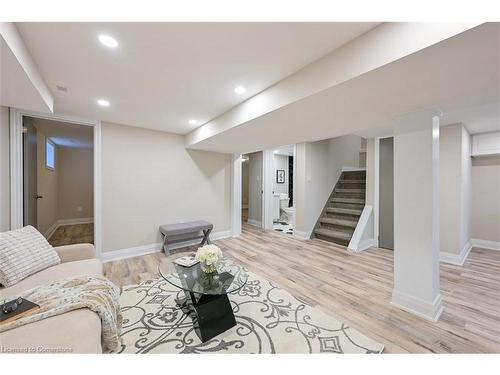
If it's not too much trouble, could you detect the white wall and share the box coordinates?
[439,124,471,260]
[247,151,262,225]
[0,106,9,231]
[328,134,362,181]
[273,154,289,196]
[57,147,93,220]
[101,122,231,252]
[460,126,472,249]
[295,135,363,236]
[471,155,500,243]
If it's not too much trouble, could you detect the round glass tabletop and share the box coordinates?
[158,253,248,296]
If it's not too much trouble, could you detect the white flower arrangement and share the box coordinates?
[195,244,223,266]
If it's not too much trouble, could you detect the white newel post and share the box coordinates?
[391,116,443,321]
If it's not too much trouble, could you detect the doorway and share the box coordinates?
[271,145,295,235]
[22,115,95,246]
[242,151,263,227]
[378,137,394,250]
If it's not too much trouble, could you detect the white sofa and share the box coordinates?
[0,243,104,353]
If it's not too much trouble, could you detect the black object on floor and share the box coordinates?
[177,291,236,343]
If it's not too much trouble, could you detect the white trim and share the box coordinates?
[440,240,472,265]
[262,150,274,230]
[391,289,444,322]
[101,230,232,263]
[58,217,94,226]
[101,242,162,263]
[9,109,102,258]
[247,219,262,227]
[471,238,500,251]
[347,205,373,252]
[292,144,297,229]
[44,217,94,239]
[230,153,242,237]
[10,108,23,229]
[293,229,312,240]
[373,137,380,247]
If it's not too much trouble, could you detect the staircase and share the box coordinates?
[313,170,366,246]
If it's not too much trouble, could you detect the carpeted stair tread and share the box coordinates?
[331,197,365,204]
[326,207,363,215]
[340,179,366,184]
[314,228,353,241]
[319,217,358,228]
[335,188,365,193]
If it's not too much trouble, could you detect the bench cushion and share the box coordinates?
[159,220,213,236]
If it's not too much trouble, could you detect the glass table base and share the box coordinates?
[176,291,236,343]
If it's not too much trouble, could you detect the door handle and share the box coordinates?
[33,195,43,199]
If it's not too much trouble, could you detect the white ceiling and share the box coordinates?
[188,23,500,154]
[16,22,378,135]
[30,117,94,149]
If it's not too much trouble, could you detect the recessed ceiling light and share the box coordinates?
[188,119,198,125]
[98,34,118,49]
[234,86,246,95]
[97,99,110,107]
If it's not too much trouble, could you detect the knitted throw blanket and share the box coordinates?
[0,276,122,352]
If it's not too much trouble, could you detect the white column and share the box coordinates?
[230,153,242,237]
[293,142,308,238]
[391,116,443,321]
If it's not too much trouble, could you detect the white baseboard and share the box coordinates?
[471,238,500,251]
[391,289,443,322]
[440,238,500,265]
[101,242,162,263]
[44,217,94,239]
[440,239,472,266]
[58,217,94,226]
[101,230,232,263]
[294,230,312,240]
[247,219,262,227]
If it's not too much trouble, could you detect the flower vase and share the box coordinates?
[200,260,217,274]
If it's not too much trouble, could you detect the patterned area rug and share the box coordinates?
[118,271,384,353]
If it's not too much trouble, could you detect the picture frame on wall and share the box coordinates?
[276,169,285,184]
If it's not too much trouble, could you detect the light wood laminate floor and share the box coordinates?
[104,223,500,353]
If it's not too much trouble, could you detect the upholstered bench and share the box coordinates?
[159,220,213,254]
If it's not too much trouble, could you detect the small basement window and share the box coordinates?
[46,138,55,170]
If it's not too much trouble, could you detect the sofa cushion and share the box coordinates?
[0,258,103,300]
[0,226,60,287]
[0,308,102,353]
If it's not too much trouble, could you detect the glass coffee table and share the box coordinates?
[158,253,248,342]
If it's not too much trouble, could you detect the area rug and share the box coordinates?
[117,271,384,354]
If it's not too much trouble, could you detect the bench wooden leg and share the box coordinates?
[162,235,170,255]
